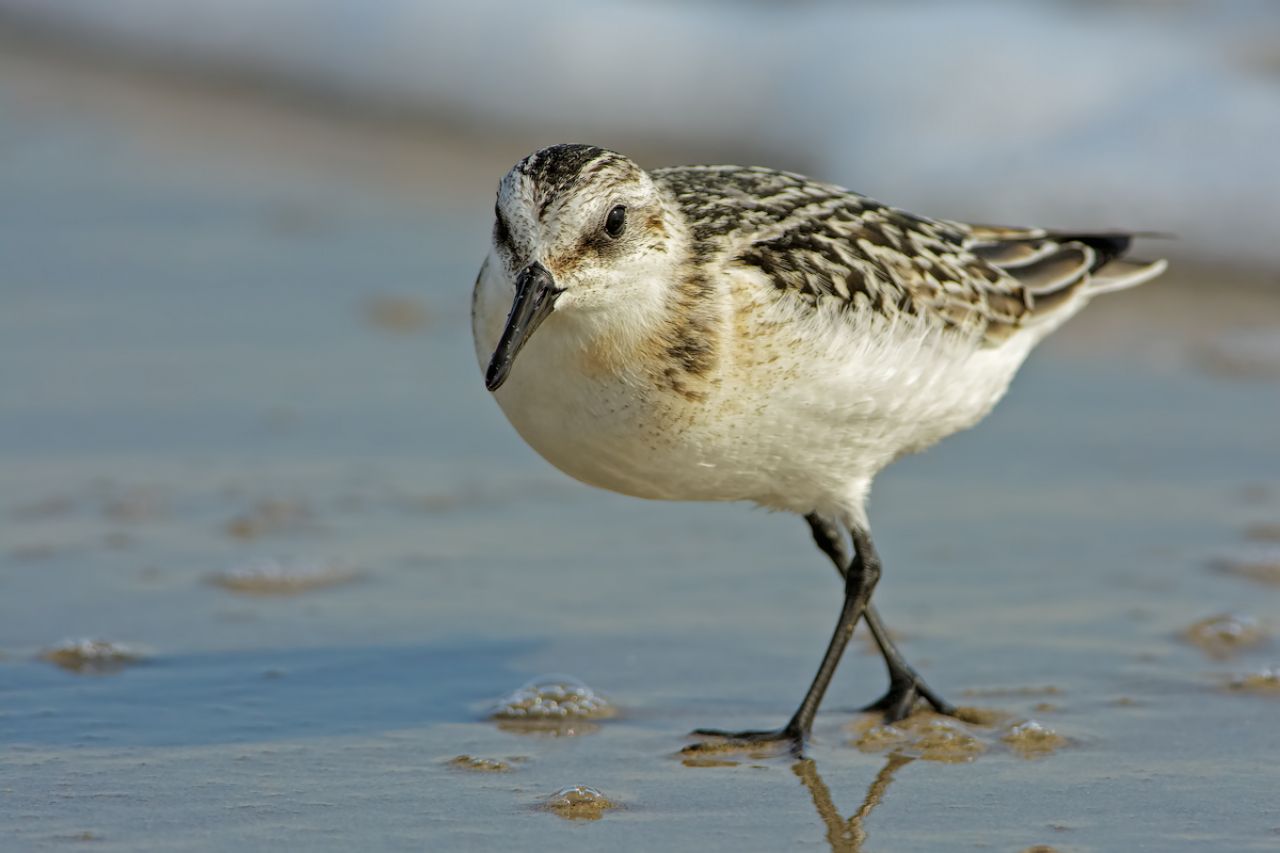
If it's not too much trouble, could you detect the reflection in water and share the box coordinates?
[793,753,914,852]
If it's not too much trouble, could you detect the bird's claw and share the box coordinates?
[684,725,805,756]
[861,677,956,723]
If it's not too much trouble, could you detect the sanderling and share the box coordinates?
[471,143,1166,749]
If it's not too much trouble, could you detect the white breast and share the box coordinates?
[472,255,695,500]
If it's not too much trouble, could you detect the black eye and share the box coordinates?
[604,205,626,238]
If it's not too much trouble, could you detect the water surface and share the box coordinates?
[2,47,1279,852]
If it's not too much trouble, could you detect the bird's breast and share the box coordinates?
[473,263,715,499]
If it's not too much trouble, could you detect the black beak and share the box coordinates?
[485,262,561,392]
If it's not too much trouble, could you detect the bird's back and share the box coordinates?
[654,165,1164,347]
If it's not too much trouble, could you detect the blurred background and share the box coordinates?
[2,2,1278,850]
[4,0,1280,262]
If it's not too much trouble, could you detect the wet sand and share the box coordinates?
[2,46,1279,851]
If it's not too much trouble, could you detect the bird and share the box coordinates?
[471,143,1166,750]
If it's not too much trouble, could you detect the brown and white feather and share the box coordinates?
[655,165,1164,346]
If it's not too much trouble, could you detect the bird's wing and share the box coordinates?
[656,166,1164,346]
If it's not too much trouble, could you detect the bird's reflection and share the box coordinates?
[793,752,914,852]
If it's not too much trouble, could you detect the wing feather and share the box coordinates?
[654,166,1165,346]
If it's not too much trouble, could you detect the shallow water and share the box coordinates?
[2,52,1279,852]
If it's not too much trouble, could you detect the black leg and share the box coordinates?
[690,520,881,752]
[806,513,850,577]
[805,513,956,723]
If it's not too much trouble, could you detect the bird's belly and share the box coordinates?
[485,345,1007,512]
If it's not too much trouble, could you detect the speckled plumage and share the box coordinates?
[469,143,1167,741]
[658,163,1144,345]
[472,144,1165,527]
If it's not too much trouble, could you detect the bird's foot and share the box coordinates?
[684,724,805,756]
[861,675,956,724]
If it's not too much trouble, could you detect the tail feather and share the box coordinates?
[958,222,1168,343]
[1047,231,1132,270]
[1087,257,1168,294]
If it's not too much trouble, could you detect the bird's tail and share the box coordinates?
[968,224,1168,304]
[1085,255,1168,294]
[1046,230,1169,294]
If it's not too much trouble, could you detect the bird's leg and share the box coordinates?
[690,522,880,752]
[858,606,956,720]
[805,513,956,723]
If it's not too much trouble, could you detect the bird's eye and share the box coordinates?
[604,205,626,238]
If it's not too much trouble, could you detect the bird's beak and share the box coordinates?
[485,262,561,392]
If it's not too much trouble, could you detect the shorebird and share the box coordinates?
[472,143,1166,748]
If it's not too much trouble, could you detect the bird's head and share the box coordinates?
[484,144,671,392]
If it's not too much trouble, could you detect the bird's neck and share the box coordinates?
[554,245,724,402]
